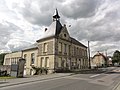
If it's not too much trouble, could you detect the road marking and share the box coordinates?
[65,77,91,81]
[90,74,100,78]
[112,81,120,90]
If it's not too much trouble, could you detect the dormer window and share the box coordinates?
[31,53,35,65]
[45,28,47,32]
[64,34,66,37]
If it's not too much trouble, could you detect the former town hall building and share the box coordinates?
[4,9,89,75]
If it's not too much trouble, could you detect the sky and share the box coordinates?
[0,0,120,56]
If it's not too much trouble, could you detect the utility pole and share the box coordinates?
[105,49,108,67]
[88,41,91,69]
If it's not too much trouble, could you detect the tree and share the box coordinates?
[112,50,120,64]
[0,53,7,65]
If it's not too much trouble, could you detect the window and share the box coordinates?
[24,54,27,59]
[41,57,44,67]
[43,43,48,52]
[14,58,16,64]
[64,34,66,37]
[11,58,13,64]
[64,44,67,54]
[74,46,76,56]
[45,57,49,67]
[31,53,35,64]
[64,58,67,67]
[61,60,65,68]
[58,57,62,67]
[58,42,62,52]
[82,49,84,56]
[80,48,82,56]
[76,59,77,66]
[24,54,27,65]
[69,45,71,55]
[77,47,79,55]
[72,46,74,56]
[5,58,7,65]
[85,50,87,56]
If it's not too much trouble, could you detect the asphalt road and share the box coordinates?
[1,67,120,90]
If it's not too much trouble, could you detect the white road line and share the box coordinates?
[112,81,120,90]
[90,74,100,78]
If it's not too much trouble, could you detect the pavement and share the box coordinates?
[0,67,120,90]
[0,73,109,90]
[0,73,73,88]
[0,68,105,89]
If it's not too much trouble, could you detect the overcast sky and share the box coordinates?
[0,0,120,56]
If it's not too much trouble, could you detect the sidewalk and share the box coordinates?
[0,73,73,88]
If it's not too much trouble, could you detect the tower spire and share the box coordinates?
[53,9,60,21]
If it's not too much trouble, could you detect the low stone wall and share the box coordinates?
[0,65,11,75]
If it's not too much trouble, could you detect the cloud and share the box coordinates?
[11,0,72,26]
[0,0,43,53]
[61,0,100,19]
[13,0,60,26]
[0,0,120,56]
[0,21,31,52]
[6,39,31,51]
[67,0,120,56]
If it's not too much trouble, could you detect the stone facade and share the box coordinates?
[22,48,38,75]
[4,52,22,65]
[4,10,88,75]
[91,52,107,68]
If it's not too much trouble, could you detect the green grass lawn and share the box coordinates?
[0,76,16,79]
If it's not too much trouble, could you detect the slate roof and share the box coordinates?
[37,9,87,48]
[37,20,62,42]
[71,37,87,48]
[22,43,38,51]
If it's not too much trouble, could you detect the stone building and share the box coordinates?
[4,9,88,75]
[91,52,108,68]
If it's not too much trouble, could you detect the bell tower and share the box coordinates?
[53,9,60,21]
